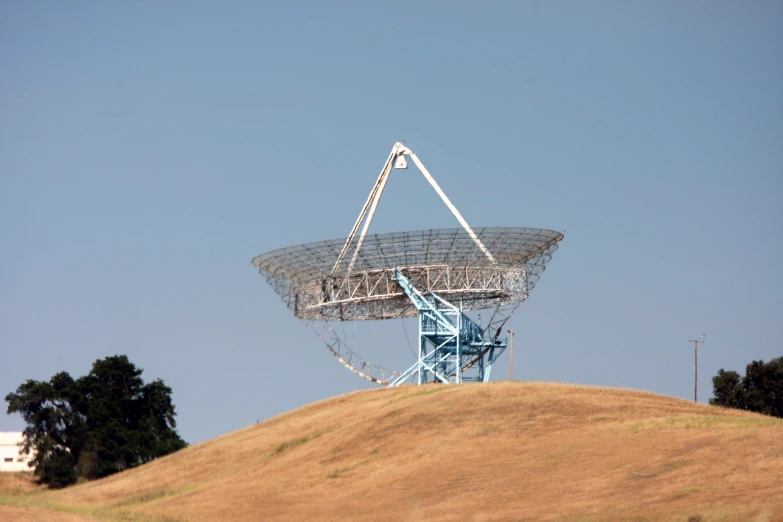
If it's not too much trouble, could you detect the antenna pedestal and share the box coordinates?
[388,269,507,387]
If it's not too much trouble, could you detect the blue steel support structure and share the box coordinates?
[388,269,507,387]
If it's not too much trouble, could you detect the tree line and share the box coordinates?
[710,357,782,418]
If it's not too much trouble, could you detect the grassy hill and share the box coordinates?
[2,382,782,521]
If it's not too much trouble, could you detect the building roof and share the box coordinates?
[0,432,24,446]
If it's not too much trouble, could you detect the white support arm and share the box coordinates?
[331,143,402,276]
[404,149,496,264]
[333,142,495,277]
[346,154,393,273]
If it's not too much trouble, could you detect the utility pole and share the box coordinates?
[688,335,706,402]
[508,330,515,381]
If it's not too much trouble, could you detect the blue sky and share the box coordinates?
[2,2,781,443]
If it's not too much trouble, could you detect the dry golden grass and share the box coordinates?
[0,472,41,496]
[0,472,92,521]
[2,382,782,521]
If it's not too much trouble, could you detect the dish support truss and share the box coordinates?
[387,269,507,387]
[305,289,523,386]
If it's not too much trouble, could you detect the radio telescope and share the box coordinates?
[252,142,563,386]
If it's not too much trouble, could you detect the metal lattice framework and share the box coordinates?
[252,142,564,386]
[253,227,562,322]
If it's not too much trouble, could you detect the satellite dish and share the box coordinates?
[253,142,564,386]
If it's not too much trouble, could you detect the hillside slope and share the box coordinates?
[4,382,783,521]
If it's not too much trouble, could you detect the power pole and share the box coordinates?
[508,330,515,381]
[688,335,706,402]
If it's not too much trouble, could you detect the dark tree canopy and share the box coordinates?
[5,355,186,488]
[710,357,783,418]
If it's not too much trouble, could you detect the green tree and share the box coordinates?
[5,355,186,488]
[710,369,744,408]
[709,357,783,418]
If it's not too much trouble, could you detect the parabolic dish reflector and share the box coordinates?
[252,142,565,386]
[253,227,563,322]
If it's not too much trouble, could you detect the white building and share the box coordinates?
[0,432,34,472]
